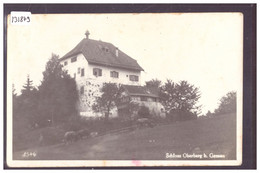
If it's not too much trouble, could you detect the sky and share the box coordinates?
[7,13,243,114]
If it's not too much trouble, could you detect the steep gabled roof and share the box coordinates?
[60,38,144,71]
[122,85,159,98]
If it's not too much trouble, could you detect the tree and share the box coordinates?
[37,53,79,126]
[205,110,213,117]
[117,100,139,120]
[214,91,236,115]
[159,80,201,120]
[12,84,17,98]
[13,77,39,130]
[159,79,177,114]
[21,75,34,96]
[92,83,124,120]
[12,84,19,119]
[175,80,201,114]
[138,105,150,118]
[145,79,162,89]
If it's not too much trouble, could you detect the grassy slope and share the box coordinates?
[13,113,236,160]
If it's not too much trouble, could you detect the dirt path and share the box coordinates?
[82,134,119,159]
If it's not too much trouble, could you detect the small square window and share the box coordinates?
[110,71,119,78]
[93,68,102,77]
[71,56,77,63]
[81,68,85,77]
[129,75,139,82]
[64,61,68,66]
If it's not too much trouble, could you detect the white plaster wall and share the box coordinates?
[86,64,141,86]
[61,53,141,86]
[60,53,145,118]
[130,100,166,118]
[141,101,166,117]
[60,53,89,84]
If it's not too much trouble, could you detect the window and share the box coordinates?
[64,61,68,66]
[101,47,109,52]
[110,71,119,78]
[71,56,77,63]
[80,86,84,95]
[81,68,85,77]
[129,75,139,82]
[74,73,76,79]
[77,67,81,74]
[93,68,102,77]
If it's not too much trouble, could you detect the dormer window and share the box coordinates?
[71,56,77,63]
[110,71,119,78]
[93,68,102,77]
[101,46,109,53]
[129,75,139,82]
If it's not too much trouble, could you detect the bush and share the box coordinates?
[138,106,150,118]
[166,109,197,122]
[214,91,236,115]
[13,125,66,151]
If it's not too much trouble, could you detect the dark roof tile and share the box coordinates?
[60,38,144,71]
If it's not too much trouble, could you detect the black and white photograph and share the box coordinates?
[4,4,253,168]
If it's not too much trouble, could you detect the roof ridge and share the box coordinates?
[60,37,144,71]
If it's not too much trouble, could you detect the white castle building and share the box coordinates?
[60,31,165,118]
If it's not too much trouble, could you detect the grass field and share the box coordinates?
[13,113,236,160]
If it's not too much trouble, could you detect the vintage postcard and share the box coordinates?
[6,9,244,168]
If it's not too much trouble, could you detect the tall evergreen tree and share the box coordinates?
[37,53,79,126]
[13,75,39,128]
[21,75,34,96]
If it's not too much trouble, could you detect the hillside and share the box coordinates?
[13,113,237,160]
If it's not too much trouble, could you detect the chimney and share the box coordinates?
[85,30,90,39]
[116,47,119,57]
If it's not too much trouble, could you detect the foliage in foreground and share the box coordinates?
[13,54,79,129]
[214,91,237,115]
[92,83,124,120]
[159,80,201,120]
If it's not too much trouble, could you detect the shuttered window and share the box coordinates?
[81,68,85,77]
[110,71,119,78]
[93,68,102,77]
[129,75,139,82]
